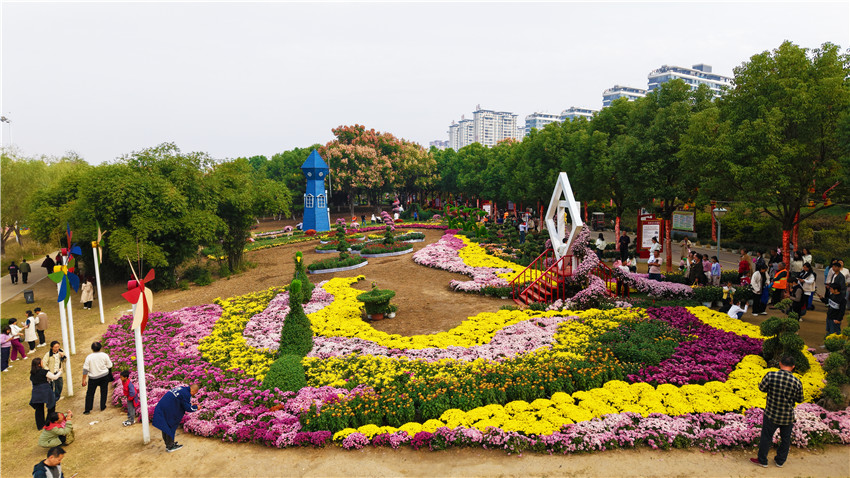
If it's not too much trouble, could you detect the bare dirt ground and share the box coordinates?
[2,222,848,477]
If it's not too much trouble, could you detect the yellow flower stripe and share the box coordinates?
[687,306,765,339]
[455,235,540,282]
[198,287,282,381]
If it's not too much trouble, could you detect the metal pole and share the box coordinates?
[92,244,105,324]
[56,283,73,396]
[717,219,721,259]
[64,255,76,355]
[134,325,151,444]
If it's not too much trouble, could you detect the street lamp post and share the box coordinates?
[712,207,728,259]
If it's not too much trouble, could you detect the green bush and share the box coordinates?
[277,280,314,358]
[592,319,682,375]
[292,251,313,304]
[178,280,191,291]
[308,256,367,271]
[262,354,307,393]
[357,283,396,315]
[821,327,850,408]
[183,265,212,286]
[692,286,723,303]
[760,316,809,373]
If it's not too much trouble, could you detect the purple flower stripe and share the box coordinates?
[308,315,576,362]
[244,284,335,351]
[627,307,763,385]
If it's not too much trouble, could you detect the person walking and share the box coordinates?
[8,260,19,284]
[19,258,32,284]
[32,446,66,478]
[751,355,803,468]
[81,341,113,414]
[152,383,200,452]
[35,307,48,347]
[751,263,769,316]
[8,318,27,361]
[23,310,39,352]
[1,325,13,372]
[618,232,631,263]
[43,341,67,402]
[738,250,752,283]
[41,255,55,275]
[30,358,60,430]
[710,256,722,286]
[797,264,816,318]
[80,278,94,310]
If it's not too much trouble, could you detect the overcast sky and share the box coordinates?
[1,1,848,164]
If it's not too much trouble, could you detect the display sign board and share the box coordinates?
[672,210,695,231]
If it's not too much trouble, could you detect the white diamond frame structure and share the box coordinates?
[545,172,584,260]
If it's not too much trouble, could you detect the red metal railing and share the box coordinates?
[510,249,574,305]
[589,262,616,297]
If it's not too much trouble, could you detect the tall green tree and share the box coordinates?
[630,80,715,270]
[209,158,291,272]
[1,149,48,254]
[713,41,850,267]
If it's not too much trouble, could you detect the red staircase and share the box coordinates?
[510,250,616,306]
[510,249,573,306]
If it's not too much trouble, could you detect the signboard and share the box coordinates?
[672,210,695,231]
[641,223,661,249]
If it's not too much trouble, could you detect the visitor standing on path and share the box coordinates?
[770,262,788,305]
[80,278,94,309]
[751,263,769,316]
[738,250,751,283]
[751,355,803,468]
[152,383,200,452]
[618,232,630,263]
[8,261,19,284]
[41,255,55,276]
[81,341,113,415]
[120,370,140,426]
[595,233,606,260]
[24,310,39,352]
[818,282,846,336]
[19,258,32,284]
[43,341,67,402]
[35,307,48,347]
[8,318,27,361]
[30,357,60,430]
[1,326,12,372]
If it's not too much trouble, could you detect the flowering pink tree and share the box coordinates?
[320,125,402,215]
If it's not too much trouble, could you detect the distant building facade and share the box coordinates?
[447,106,519,149]
[429,140,450,150]
[524,112,562,135]
[647,64,731,97]
[560,107,597,122]
[602,85,647,108]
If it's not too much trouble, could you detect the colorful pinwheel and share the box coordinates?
[49,256,80,304]
[93,222,107,263]
[64,223,83,258]
[122,261,154,333]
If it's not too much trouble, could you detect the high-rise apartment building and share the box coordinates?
[429,140,450,150]
[647,64,731,97]
[447,106,519,149]
[524,112,562,135]
[560,107,597,122]
[602,85,647,108]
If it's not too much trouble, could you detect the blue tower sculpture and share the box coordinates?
[301,149,331,232]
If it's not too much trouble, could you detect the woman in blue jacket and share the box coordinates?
[152,383,199,452]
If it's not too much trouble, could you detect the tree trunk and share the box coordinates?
[782,229,791,275]
[614,216,621,252]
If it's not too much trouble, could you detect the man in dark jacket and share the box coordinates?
[819,282,846,336]
[152,383,199,452]
[41,255,55,276]
[19,258,32,284]
[33,446,65,478]
[617,232,630,262]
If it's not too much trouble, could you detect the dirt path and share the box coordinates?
[2,229,848,478]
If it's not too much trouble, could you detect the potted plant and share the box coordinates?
[357,282,396,321]
[693,286,723,308]
[385,303,398,319]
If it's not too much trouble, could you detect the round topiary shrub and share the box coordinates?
[357,281,396,316]
[760,316,810,373]
[262,354,307,393]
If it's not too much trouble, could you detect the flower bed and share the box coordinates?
[359,243,414,256]
[100,276,849,454]
[307,256,367,272]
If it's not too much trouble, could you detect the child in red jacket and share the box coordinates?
[120,370,140,426]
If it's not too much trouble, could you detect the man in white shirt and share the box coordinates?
[82,341,113,415]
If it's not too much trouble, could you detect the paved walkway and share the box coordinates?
[597,230,827,295]
[1,252,59,304]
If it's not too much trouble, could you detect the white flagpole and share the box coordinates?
[56,282,74,397]
[132,303,150,444]
[92,242,105,324]
[66,299,77,355]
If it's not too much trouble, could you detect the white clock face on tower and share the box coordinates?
[318,172,323,177]
[307,172,312,177]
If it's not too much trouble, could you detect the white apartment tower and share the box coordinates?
[524,112,562,135]
[447,106,519,150]
[647,64,731,97]
[602,85,647,108]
